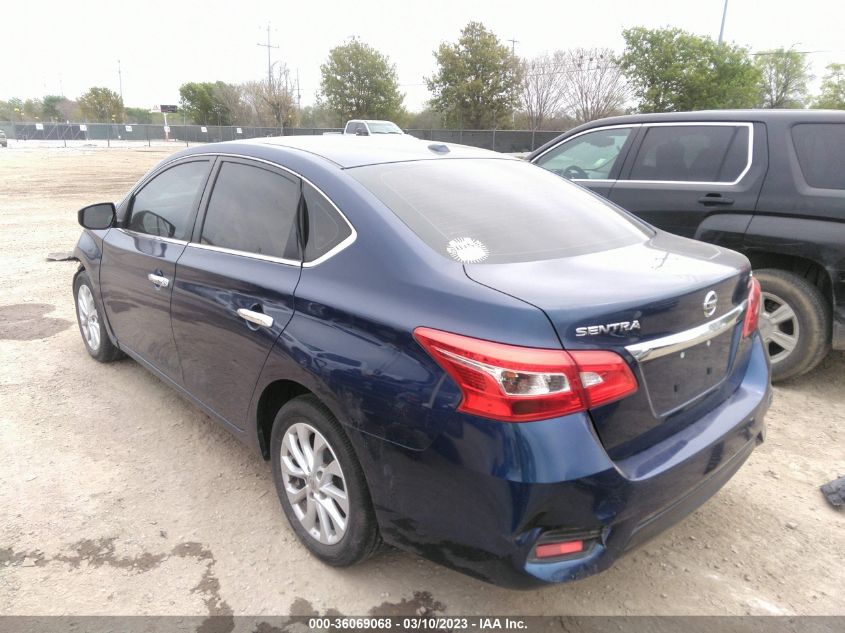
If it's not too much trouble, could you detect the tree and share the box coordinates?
[756,48,811,108]
[320,39,404,122]
[814,63,845,109]
[41,95,65,121]
[426,22,522,128]
[56,98,81,122]
[212,82,251,126]
[23,98,43,119]
[179,82,220,125]
[78,87,124,122]
[262,63,298,128]
[560,48,628,124]
[124,107,164,124]
[620,27,761,112]
[521,52,567,130]
[300,103,342,128]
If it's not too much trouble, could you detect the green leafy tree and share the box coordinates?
[179,82,218,124]
[178,81,237,125]
[320,39,404,122]
[78,87,124,122]
[23,98,43,119]
[620,27,762,112]
[813,63,845,109]
[124,107,164,124]
[41,95,65,121]
[756,48,811,108]
[426,22,522,128]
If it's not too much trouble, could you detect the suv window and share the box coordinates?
[128,160,210,239]
[349,159,648,265]
[792,123,845,190]
[303,183,352,263]
[200,161,300,260]
[629,124,750,183]
[536,127,633,180]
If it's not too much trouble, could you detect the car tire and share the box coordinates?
[270,394,380,567]
[754,268,830,381]
[73,271,123,363]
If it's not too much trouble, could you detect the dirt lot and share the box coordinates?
[0,146,843,617]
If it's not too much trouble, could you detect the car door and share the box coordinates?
[609,122,767,238]
[531,125,638,199]
[99,157,214,382]
[170,157,303,430]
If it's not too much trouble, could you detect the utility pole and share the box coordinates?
[718,0,729,44]
[507,39,519,127]
[257,23,279,88]
[118,59,123,102]
[296,68,301,111]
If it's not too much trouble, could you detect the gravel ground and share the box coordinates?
[0,146,843,617]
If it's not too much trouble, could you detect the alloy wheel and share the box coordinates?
[759,291,800,364]
[280,422,349,545]
[76,284,101,352]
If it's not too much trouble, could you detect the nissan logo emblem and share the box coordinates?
[703,290,718,318]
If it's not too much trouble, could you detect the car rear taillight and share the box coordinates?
[413,327,637,422]
[742,276,762,338]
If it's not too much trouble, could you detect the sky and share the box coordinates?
[2,0,843,113]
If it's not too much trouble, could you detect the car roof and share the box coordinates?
[527,109,845,160]
[568,108,845,128]
[216,134,506,169]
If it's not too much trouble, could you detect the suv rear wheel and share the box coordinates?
[755,269,830,381]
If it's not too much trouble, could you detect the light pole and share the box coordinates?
[718,0,729,44]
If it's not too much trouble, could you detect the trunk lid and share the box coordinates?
[464,231,752,457]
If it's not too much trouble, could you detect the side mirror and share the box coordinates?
[78,202,116,230]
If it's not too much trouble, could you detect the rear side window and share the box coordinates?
[535,127,633,180]
[792,123,845,190]
[200,161,300,260]
[128,160,210,239]
[303,183,353,263]
[349,159,649,265]
[629,124,750,183]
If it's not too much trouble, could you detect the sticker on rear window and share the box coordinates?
[446,237,489,263]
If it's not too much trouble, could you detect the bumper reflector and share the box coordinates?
[534,539,584,559]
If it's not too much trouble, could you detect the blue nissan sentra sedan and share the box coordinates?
[72,136,771,587]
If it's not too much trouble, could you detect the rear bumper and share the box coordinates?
[357,334,771,588]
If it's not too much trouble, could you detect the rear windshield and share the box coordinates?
[349,159,649,264]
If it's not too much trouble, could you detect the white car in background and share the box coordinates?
[343,120,405,136]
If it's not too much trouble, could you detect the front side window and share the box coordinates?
[303,183,352,263]
[200,161,300,260]
[535,127,633,180]
[128,160,210,239]
[349,159,649,265]
[629,124,750,183]
[792,123,845,190]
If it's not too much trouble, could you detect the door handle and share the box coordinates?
[147,273,170,288]
[697,194,734,206]
[237,308,274,328]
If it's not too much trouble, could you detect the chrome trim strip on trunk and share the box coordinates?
[625,301,747,362]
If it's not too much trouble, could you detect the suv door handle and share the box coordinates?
[237,308,274,328]
[147,273,170,288]
[698,193,734,206]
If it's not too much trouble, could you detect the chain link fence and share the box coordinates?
[0,121,567,153]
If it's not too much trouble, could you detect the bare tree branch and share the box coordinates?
[521,52,567,130]
[560,48,628,125]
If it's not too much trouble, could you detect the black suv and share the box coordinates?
[529,110,845,381]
